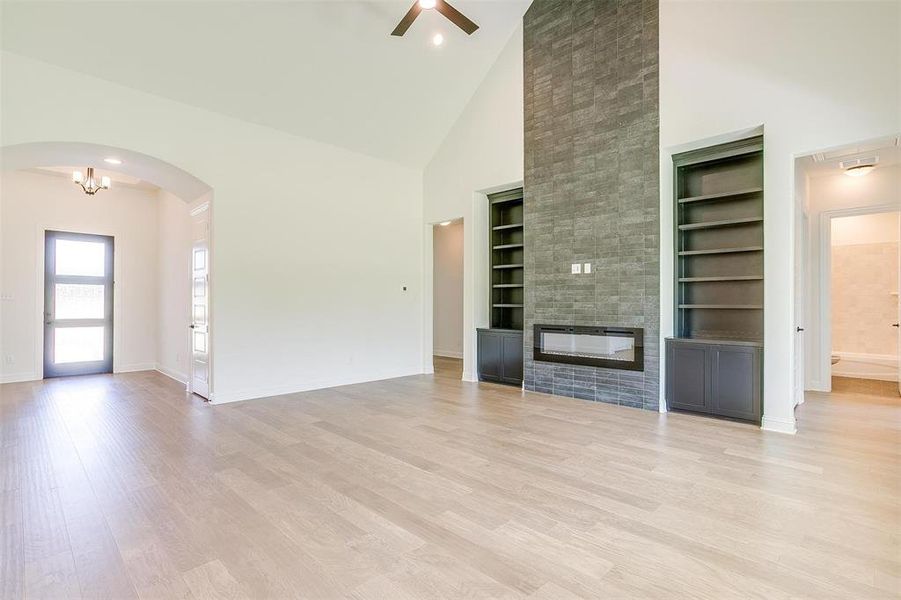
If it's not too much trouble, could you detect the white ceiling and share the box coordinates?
[0,0,530,168]
[2,141,212,201]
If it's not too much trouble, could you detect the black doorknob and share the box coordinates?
[796,327,804,332]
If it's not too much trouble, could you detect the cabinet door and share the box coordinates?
[500,333,523,384]
[477,331,502,382]
[709,346,760,421]
[666,341,709,412]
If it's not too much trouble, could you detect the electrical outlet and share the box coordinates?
[583,263,592,274]
[571,263,582,274]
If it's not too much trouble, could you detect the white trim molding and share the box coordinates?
[115,362,157,374]
[155,364,189,385]
[761,415,797,435]
[0,371,38,384]
[815,203,900,394]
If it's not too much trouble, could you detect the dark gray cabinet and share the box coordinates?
[666,342,708,412]
[665,338,761,423]
[477,329,523,386]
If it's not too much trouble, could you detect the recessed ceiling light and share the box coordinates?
[419,0,436,9]
[439,220,452,226]
[432,33,444,46]
[104,157,122,165]
[844,165,875,177]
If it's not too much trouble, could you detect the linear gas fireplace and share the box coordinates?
[533,325,644,371]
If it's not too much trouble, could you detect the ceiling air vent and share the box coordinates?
[839,156,879,170]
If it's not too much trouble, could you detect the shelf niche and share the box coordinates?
[674,136,764,343]
[488,187,525,331]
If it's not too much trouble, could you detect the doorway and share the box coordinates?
[827,211,900,389]
[432,219,464,378]
[43,230,114,378]
[793,135,901,401]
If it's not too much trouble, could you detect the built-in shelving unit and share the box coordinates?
[488,188,525,331]
[674,137,764,341]
[667,136,764,423]
[478,187,525,387]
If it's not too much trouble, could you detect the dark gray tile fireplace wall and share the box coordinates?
[522,0,660,410]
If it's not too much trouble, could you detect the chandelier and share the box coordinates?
[72,167,111,195]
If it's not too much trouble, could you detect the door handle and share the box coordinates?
[189,324,196,329]
[893,323,899,328]
[796,327,804,332]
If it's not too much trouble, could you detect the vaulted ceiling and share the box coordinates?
[0,1,529,167]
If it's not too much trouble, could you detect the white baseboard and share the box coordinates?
[2,361,187,385]
[761,415,797,435]
[461,370,476,382]
[433,350,463,359]
[210,365,423,405]
[807,379,829,392]
[0,371,37,384]
[155,364,189,385]
[115,362,157,374]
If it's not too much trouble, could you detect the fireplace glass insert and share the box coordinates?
[533,325,644,371]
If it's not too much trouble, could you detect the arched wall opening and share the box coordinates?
[1,142,215,397]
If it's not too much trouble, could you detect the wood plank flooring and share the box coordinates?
[1,367,898,599]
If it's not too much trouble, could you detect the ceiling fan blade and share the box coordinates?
[391,2,422,36]
[435,0,479,35]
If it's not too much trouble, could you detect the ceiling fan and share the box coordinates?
[391,0,479,37]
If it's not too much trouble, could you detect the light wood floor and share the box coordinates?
[1,367,898,599]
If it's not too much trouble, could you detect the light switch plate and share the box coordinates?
[571,263,582,274]
[583,263,592,274]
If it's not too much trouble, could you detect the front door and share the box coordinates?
[190,208,211,399]
[43,230,114,378]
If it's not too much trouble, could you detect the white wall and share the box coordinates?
[803,166,901,389]
[830,214,898,357]
[0,169,160,381]
[831,205,899,246]
[422,25,524,380]
[156,189,193,383]
[432,220,464,358]
[1,51,424,402]
[660,1,901,433]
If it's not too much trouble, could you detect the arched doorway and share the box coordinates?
[0,142,215,399]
